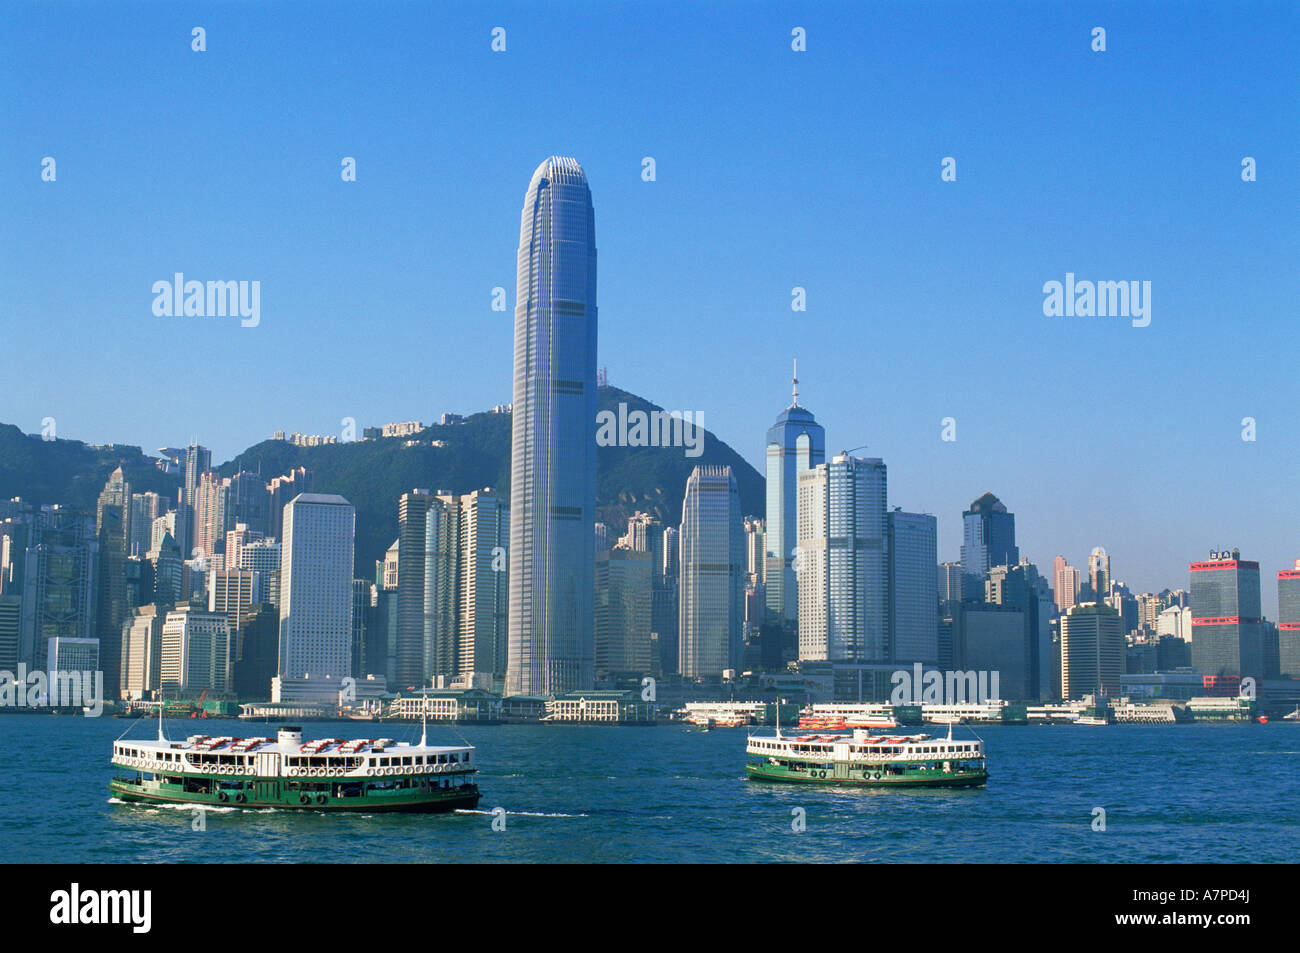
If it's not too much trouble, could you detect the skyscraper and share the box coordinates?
[795,454,888,663]
[506,155,598,696]
[888,509,938,664]
[19,506,98,671]
[128,491,163,558]
[95,466,131,697]
[960,492,1018,601]
[278,493,355,681]
[678,466,743,679]
[1087,547,1111,599]
[763,363,825,627]
[1053,555,1080,612]
[395,489,434,690]
[1278,562,1300,677]
[457,489,510,681]
[176,443,211,560]
[595,547,653,677]
[1190,551,1263,678]
[423,493,461,681]
[1060,602,1124,699]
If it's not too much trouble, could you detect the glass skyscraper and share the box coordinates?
[763,364,825,627]
[795,454,888,663]
[506,156,598,695]
[677,466,743,679]
[1190,554,1263,678]
[960,492,1018,601]
[888,509,938,664]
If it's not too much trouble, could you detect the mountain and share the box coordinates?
[217,385,764,577]
[0,387,764,577]
[0,423,181,510]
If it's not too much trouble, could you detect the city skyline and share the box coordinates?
[3,3,1296,608]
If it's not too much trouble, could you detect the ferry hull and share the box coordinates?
[745,761,987,788]
[109,776,481,813]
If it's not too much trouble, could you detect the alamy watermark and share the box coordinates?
[0,665,104,715]
[596,402,705,457]
[1042,273,1150,327]
[152,273,260,327]
[890,664,1001,705]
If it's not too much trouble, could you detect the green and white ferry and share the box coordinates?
[745,722,988,788]
[110,714,481,813]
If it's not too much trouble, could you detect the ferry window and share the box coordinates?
[403,757,412,766]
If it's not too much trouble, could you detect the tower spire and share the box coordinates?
[791,359,799,408]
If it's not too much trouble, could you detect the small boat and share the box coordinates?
[1283,706,1300,722]
[1257,715,1269,724]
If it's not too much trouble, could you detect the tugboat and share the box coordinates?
[745,718,987,788]
[109,707,480,813]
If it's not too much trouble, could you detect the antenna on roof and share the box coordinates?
[791,359,799,407]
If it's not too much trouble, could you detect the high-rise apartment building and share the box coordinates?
[457,490,509,681]
[1053,555,1080,612]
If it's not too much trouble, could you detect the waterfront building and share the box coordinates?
[1190,552,1263,678]
[161,603,231,694]
[1279,564,1300,677]
[278,493,355,682]
[1059,602,1124,699]
[506,156,599,696]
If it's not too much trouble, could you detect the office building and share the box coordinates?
[506,156,598,696]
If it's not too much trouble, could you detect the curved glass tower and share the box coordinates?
[764,363,825,627]
[506,156,598,695]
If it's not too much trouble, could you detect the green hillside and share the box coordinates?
[0,387,764,577]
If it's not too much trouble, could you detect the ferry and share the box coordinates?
[1073,715,1109,726]
[109,710,480,813]
[745,723,987,788]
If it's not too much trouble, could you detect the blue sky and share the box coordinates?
[2,0,1297,605]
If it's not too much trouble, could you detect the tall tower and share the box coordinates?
[960,492,1018,601]
[506,156,598,695]
[678,466,743,679]
[795,454,888,663]
[277,493,355,681]
[764,361,825,627]
[96,466,131,697]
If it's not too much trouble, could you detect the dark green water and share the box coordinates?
[4,717,1296,862]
